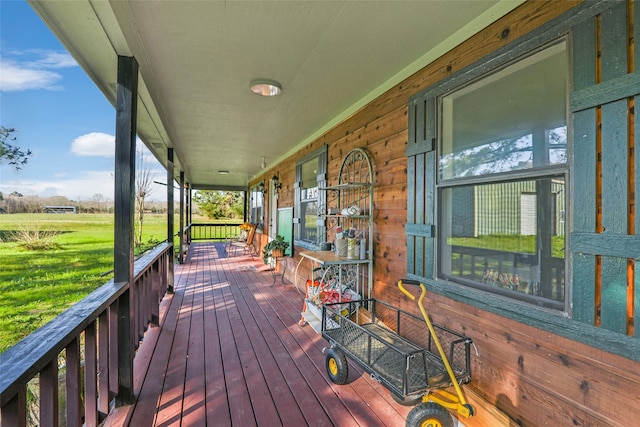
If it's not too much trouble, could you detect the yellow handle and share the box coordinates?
[397,279,470,413]
[397,280,416,300]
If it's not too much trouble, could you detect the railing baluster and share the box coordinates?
[65,337,82,427]
[85,321,98,427]
[109,301,119,400]
[98,310,110,417]
[152,259,160,325]
[39,359,59,427]
[1,385,27,427]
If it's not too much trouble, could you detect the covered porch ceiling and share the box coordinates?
[28,0,522,191]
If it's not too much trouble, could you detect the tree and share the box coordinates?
[135,152,154,247]
[91,193,105,213]
[193,191,244,220]
[5,191,25,213]
[0,127,32,170]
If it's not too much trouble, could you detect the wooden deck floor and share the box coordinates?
[105,242,410,426]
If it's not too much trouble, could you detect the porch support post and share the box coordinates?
[243,191,248,223]
[167,148,175,293]
[179,171,185,263]
[186,182,191,245]
[113,55,137,406]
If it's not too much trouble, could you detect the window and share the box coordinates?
[249,184,264,231]
[294,146,327,250]
[437,40,568,310]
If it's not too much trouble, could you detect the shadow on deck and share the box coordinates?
[105,242,409,426]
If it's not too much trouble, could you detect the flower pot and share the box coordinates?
[271,248,284,258]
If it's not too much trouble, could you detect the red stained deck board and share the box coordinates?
[230,263,364,427]
[211,263,256,426]
[243,261,410,425]
[181,254,207,427]
[105,242,409,426]
[220,271,281,426]
[202,256,232,426]
[154,271,194,425]
[225,277,309,425]
[223,260,340,426]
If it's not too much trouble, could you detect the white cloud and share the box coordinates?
[0,50,76,92]
[71,132,115,157]
[1,169,173,202]
[0,59,63,91]
[0,170,115,201]
[25,50,77,69]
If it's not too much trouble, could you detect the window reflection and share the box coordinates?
[439,177,565,309]
[440,42,567,181]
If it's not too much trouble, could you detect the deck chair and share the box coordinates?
[227,223,258,257]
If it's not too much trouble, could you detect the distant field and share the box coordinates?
[0,213,180,353]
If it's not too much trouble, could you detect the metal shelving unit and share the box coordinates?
[296,148,374,333]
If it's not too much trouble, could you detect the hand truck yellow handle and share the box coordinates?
[397,279,423,300]
[397,279,474,418]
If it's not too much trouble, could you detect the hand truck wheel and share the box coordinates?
[325,347,348,385]
[406,402,453,427]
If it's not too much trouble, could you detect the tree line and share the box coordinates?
[0,192,171,215]
[1,126,245,223]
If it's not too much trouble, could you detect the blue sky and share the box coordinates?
[1,0,163,201]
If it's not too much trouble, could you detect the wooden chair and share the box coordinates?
[227,223,258,257]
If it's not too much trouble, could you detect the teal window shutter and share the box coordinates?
[570,2,640,336]
[406,92,436,279]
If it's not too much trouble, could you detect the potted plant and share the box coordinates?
[262,235,289,264]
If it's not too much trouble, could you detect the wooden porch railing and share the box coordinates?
[0,242,173,427]
[188,222,243,242]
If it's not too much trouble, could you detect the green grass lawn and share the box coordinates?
[0,213,179,353]
[450,234,565,258]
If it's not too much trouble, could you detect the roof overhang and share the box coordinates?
[28,0,524,189]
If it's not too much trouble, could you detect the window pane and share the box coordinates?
[301,159,318,191]
[299,157,318,244]
[440,42,567,180]
[300,200,318,242]
[250,187,263,230]
[439,177,566,309]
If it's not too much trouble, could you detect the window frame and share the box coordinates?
[436,39,570,313]
[293,145,327,250]
[249,184,264,232]
[406,34,573,316]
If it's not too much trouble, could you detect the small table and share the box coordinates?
[270,254,286,286]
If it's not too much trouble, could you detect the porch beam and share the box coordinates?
[113,54,138,405]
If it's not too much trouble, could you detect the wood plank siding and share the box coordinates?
[250,1,640,425]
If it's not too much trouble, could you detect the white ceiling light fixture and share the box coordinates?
[250,79,282,97]
[218,170,230,175]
